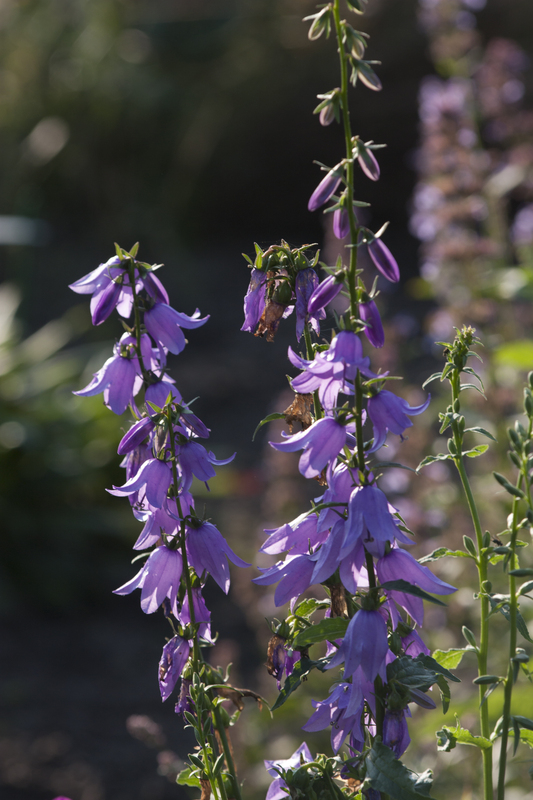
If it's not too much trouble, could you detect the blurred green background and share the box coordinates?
[1,1,532,799]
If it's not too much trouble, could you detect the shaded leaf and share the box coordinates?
[271,657,327,711]
[365,741,436,800]
[379,579,448,606]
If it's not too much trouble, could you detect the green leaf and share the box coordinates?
[419,547,471,564]
[346,0,368,13]
[464,426,497,442]
[417,453,454,471]
[292,617,348,649]
[293,598,330,619]
[519,580,533,596]
[436,727,456,752]
[417,654,461,683]
[387,656,440,692]
[271,657,327,711]
[252,412,286,441]
[463,444,489,458]
[510,568,533,577]
[432,647,474,670]
[513,715,533,731]
[422,372,443,389]
[438,719,492,750]
[365,741,437,800]
[496,601,533,644]
[463,536,477,557]
[462,626,477,648]
[460,382,486,398]
[372,461,417,473]
[473,675,501,685]
[379,579,448,606]
[176,766,201,788]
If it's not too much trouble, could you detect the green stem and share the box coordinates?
[304,323,322,420]
[212,706,243,800]
[450,373,493,800]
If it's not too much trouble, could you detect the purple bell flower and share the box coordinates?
[186,521,250,594]
[144,303,209,355]
[307,274,344,315]
[260,512,327,556]
[145,378,181,409]
[308,163,344,211]
[118,416,156,455]
[333,206,351,239]
[159,635,190,701]
[401,628,430,657]
[360,299,385,348]
[343,484,410,559]
[295,268,324,340]
[108,457,173,509]
[302,681,365,754]
[253,553,315,609]
[383,709,411,758]
[176,440,235,493]
[367,390,431,452]
[264,743,313,800]
[142,271,169,304]
[270,416,348,479]
[327,608,389,681]
[368,238,400,283]
[114,544,183,614]
[241,268,268,333]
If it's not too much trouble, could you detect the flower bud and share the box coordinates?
[333,206,350,239]
[359,299,384,348]
[367,238,400,282]
[308,274,344,316]
[308,163,344,212]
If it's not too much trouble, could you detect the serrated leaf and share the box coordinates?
[365,741,436,800]
[176,766,201,788]
[436,727,456,752]
[292,617,348,648]
[417,453,454,471]
[465,427,497,442]
[379,579,447,606]
[463,444,489,458]
[432,647,473,670]
[271,657,327,711]
[387,656,439,692]
[419,547,471,563]
[252,412,286,441]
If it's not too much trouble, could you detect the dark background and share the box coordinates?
[0,1,532,798]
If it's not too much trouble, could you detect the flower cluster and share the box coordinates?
[71,245,249,712]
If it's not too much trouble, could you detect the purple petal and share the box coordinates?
[368,238,400,283]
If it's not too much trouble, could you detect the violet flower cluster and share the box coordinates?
[71,246,249,713]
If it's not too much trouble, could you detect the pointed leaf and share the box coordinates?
[252,412,286,441]
[271,657,327,711]
[436,673,451,714]
[294,598,331,620]
[464,427,497,442]
[292,617,348,648]
[432,647,473,670]
[438,720,492,750]
[379,579,447,606]
[419,547,472,564]
[463,444,489,458]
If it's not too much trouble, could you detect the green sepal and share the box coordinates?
[346,0,368,13]
[365,741,437,800]
[379,579,448,606]
[473,675,501,685]
[252,412,286,441]
[463,536,477,557]
[510,568,533,577]
[292,617,349,649]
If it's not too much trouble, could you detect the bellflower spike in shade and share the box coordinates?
[144,303,209,355]
[270,416,348,479]
[367,237,400,282]
[114,545,183,614]
[241,268,268,332]
[307,274,344,316]
[359,299,385,348]
[159,635,190,701]
[264,743,313,800]
[308,162,344,211]
[327,609,389,682]
[367,389,430,452]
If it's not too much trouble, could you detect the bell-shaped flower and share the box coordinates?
[295,268,324,340]
[269,416,348,479]
[308,163,344,211]
[159,635,190,701]
[383,709,410,758]
[142,271,169,304]
[327,608,389,681]
[343,484,411,559]
[186,521,249,594]
[264,743,313,800]
[376,547,455,626]
[368,238,400,282]
[114,544,183,614]
[401,628,430,657]
[70,256,136,324]
[360,299,384,348]
[367,389,430,452]
[144,303,209,355]
[317,462,359,532]
[253,553,315,608]
[241,268,268,333]
[118,416,156,455]
[74,333,149,414]
[260,512,327,556]
[176,440,235,493]
[303,681,365,753]
[145,377,181,409]
[108,457,173,509]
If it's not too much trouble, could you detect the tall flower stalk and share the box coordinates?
[241,2,459,797]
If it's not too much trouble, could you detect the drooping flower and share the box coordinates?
[295,268,324,340]
[383,709,411,758]
[159,635,190,701]
[242,268,268,332]
[176,439,235,493]
[186,521,250,594]
[144,303,209,354]
[326,608,389,681]
[343,483,412,559]
[269,416,348,479]
[109,457,173,509]
[366,389,431,452]
[114,544,183,614]
[303,681,366,753]
[253,553,315,608]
